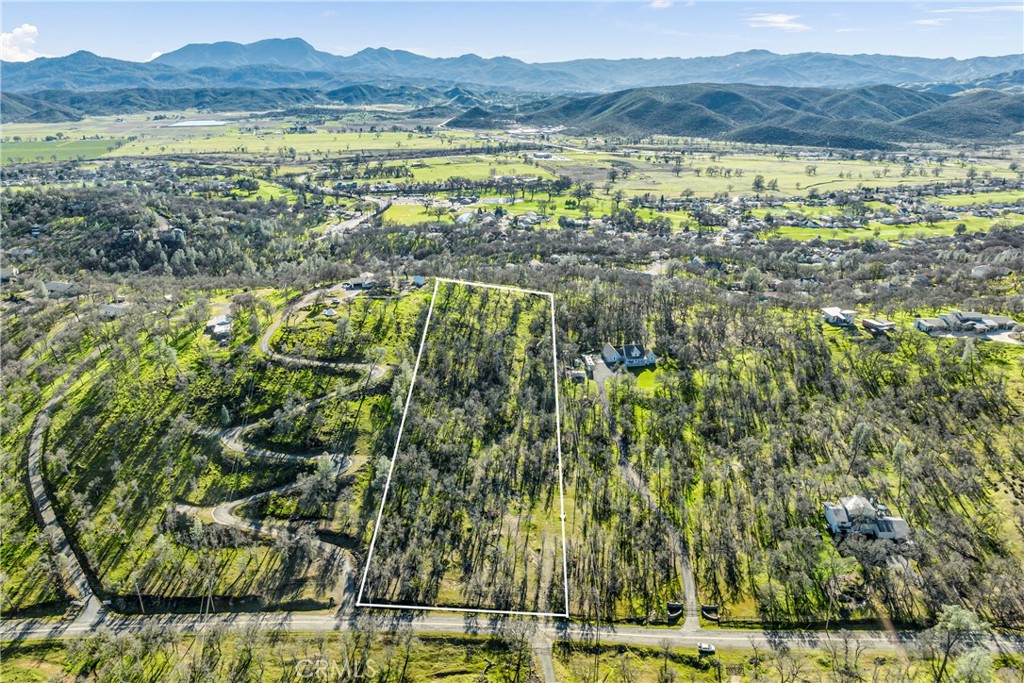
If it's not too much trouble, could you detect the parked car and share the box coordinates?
[697,643,716,656]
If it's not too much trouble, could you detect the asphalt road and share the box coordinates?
[5,609,1024,657]
[24,349,103,627]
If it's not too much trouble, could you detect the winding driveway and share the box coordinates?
[25,350,103,628]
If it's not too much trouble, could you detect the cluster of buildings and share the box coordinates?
[821,305,1019,340]
[915,310,1019,335]
[824,495,910,542]
[820,307,897,336]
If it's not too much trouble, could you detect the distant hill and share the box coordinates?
[448,83,1024,149]
[3,41,1021,93]
[0,85,455,123]
[153,38,340,70]
[916,70,1024,96]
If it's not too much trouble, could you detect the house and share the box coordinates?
[602,342,657,368]
[99,302,131,319]
[601,343,622,365]
[44,281,77,297]
[953,311,1016,331]
[205,314,233,341]
[622,343,657,368]
[861,318,897,336]
[824,503,850,533]
[915,317,948,333]
[824,495,910,542]
[344,272,378,290]
[821,307,856,326]
[0,267,19,283]
[919,310,1019,334]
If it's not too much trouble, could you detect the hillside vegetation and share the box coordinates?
[451,83,1024,149]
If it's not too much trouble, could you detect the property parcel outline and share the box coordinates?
[356,277,569,618]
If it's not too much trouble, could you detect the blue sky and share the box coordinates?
[2,1,1022,63]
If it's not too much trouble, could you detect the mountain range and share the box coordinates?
[3,38,1022,94]
[3,38,1021,149]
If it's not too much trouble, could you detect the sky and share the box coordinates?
[2,1,1022,64]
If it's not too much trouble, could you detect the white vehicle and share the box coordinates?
[697,643,716,656]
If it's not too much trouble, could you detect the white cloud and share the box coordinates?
[747,13,810,31]
[146,51,163,62]
[912,18,951,26]
[1,23,48,62]
[932,4,1023,13]
[650,0,673,8]
[834,27,866,33]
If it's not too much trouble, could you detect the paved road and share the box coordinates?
[25,350,103,628]
[5,609,1023,657]
[258,288,360,363]
[319,196,389,240]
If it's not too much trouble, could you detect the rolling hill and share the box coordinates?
[448,83,1024,149]
[0,85,455,122]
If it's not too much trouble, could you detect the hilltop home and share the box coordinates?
[824,495,910,542]
[44,281,78,297]
[99,302,132,319]
[343,272,378,290]
[602,342,657,368]
[915,317,948,333]
[821,307,856,327]
[205,314,233,341]
[861,318,897,336]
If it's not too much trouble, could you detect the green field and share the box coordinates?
[2,138,124,162]
[536,151,1020,199]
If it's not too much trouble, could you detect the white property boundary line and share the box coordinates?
[356,277,570,618]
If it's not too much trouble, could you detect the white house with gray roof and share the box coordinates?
[602,342,657,368]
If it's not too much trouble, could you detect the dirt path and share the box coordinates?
[532,632,557,683]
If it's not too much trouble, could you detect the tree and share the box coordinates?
[741,266,763,292]
[918,605,991,683]
[953,648,993,683]
[235,177,260,195]
[751,175,766,194]
[612,189,626,211]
